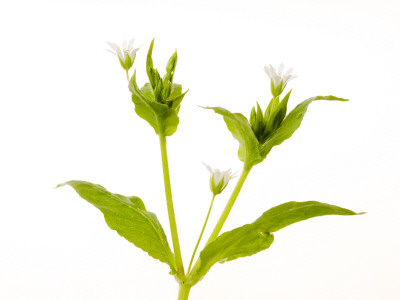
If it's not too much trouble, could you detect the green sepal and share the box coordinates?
[260,95,348,158]
[129,71,179,136]
[204,106,262,167]
[188,201,361,285]
[57,180,177,274]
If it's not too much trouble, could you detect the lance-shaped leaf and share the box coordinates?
[260,95,348,157]
[204,106,262,166]
[58,181,177,274]
[189,201,361,285]
[129,71,179,136]
[166,84,188,110]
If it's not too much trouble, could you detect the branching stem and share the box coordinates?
[188,163,252,277]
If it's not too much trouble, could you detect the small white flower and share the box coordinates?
[107,39,140,71]
[264,63,297,96]
[204,163,237,195]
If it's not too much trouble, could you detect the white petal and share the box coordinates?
[214,170,223,183]
[122,39,127,49]
[272,76,281,86]
[269,64,277,76]
[203,163,213,174]
[264,65,273,78]
[283,75,297,86]
[278,63,284,75]
[128,38,135,49]
[130,48,138,58]
[116,49,124,60]
[285,68,293,76]
[107,41,119,52]
[106,49,117,56]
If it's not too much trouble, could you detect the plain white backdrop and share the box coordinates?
[1,0,399,299]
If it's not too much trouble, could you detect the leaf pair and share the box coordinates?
[129,40,188,136]
[187,201,361,285]
[57,181,177,275]
[206,95,348,167]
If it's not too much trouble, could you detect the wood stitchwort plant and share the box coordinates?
[58,38,363,300]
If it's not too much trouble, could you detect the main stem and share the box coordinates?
[159,134,184,275]
[187,194,216,273]
[178,284,191,300]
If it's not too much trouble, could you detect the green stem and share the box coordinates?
[125,69,130,82]
[187,194,216,273]
[159,134,184,275]
[177,284,191,300]
[189,164,252,276]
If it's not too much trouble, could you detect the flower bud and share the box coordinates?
[204,164,236,195]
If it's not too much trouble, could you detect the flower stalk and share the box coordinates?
[187,194,216,273]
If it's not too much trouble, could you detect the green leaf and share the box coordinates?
[129,71,179,136]
[204,106,262,166]
[141,83,155,101]
[260,96,348,157]
[166,84,188,110]
[146,39,156,89]
[189,201,360,285]
[58,181,176,274]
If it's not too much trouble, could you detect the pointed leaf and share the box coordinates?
[58,181,176,274]
[146,39,156,89]
[129,72,179,136]
[189,200,360,285]
[261,96,348,157]
[166,84,188,109]
[204,106,262,166]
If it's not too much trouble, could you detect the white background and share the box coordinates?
[1,0,399,299]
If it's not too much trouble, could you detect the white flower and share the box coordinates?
[264,63,297,96]
[107,39,139,71]
[204,163,237,195]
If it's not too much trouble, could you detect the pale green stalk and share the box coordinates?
[188,163,252,276]
[159,134,184,275]
[178,284,191,300]
[187,194,216,273]
[125,70,130,81]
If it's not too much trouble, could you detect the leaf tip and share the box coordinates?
[55,182,67,189]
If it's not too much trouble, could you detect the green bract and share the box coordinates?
[128,39,188,136]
